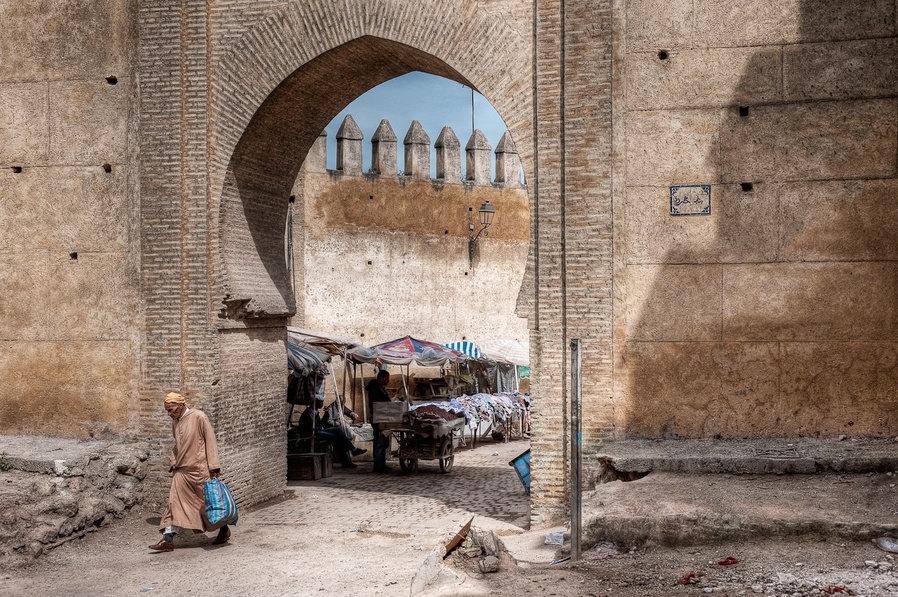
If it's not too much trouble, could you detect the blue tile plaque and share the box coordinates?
[670,184,711,216]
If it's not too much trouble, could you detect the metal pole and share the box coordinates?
[570,339,581,561]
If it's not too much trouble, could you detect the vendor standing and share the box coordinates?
[366,369,392,473]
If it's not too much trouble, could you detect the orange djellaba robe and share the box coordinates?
[159,408,221,533]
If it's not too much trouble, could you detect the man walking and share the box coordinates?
[149,392,231,551]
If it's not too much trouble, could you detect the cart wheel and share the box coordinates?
[399,457,418,473]
[438,437,454,473]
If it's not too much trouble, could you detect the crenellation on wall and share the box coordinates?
[435,125,462,183]
[371,119,397,176]
[336,114,364,175]
[318,115,524,186]
[301,132,327,174]
[403,119,431,179]
[495,132,522,188]
[465,128,492,185]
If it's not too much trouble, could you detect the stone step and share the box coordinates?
[594,438,898,476]
[584,439,898,548]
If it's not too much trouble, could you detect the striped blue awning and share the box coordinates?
[444,341,481,359]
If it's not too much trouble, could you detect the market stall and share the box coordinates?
[345,335,468,419]
[379,404,466,473]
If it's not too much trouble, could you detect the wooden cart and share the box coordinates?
[381,416,465,474]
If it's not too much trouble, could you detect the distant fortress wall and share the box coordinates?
[290,116,530,378]
[303,114,524,187]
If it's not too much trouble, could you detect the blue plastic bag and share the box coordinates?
[203,478,238,530]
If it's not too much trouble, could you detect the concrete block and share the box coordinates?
[0,340,133,437]
[0,83,48,164]
[693,0,893,47]
[716,182,778,263]
[780,179,898,262]
[784,38,898,102]
[722,263,898,341]
[623,264,722,341]
[0,252,49,340]
[0,166,129,252]
[719,100,897,182]
[627,47,781,110]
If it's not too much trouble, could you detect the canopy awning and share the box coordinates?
[287,342,331,378]
[287,326,361,357]
[444,341,482,359]
[347,335,467,367]
[479,338,529,366]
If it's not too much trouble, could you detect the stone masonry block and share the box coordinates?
[0,166,129,252]
[0,340,133,437]
[779,342,898,436]
[780,179,898,262]
[0,0,135,83]
[622,186,718,264]
[626,109,724,186]
[722,263,898,341]
[626,0,693,52]
[623,264,723,341]
[694,0,894,48]
[0,83,48,164]
[718,99,897,182]
[0,252,49,340]
[618,340,780,438]
[784,38,898,102]
[49,79,130,165]
[627,47,781,110]
[46,252,137,341]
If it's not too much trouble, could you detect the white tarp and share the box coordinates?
[479,338,529,366]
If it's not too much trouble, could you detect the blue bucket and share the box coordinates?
[508,449,531,494]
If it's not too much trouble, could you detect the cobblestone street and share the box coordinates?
[1,438,533,597]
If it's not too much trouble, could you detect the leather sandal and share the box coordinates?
[149,539,174,552]
[212,527,231,545]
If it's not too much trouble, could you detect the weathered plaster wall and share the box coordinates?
[0,0,140,438]
[613,0,898,439]
[292,127,530,349]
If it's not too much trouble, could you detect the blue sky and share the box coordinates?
[323,71,507,177]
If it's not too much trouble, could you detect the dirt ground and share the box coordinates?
[432,537,898,596]
[3,438,898,596]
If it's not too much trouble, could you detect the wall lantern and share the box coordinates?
[468,201,496,269]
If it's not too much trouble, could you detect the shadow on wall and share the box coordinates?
[623,0,898,438]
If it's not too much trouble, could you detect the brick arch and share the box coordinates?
[210,3,534,317]
[182,1,535,508]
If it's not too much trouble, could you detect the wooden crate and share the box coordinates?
[287,453,320,480]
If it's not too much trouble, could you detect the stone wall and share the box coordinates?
[612,0,898,440]
[291,118,529,352]
[0,0,141,439]
[2,0,897,526]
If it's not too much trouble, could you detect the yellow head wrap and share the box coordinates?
[163,392,187,404]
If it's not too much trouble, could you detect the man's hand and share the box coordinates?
[210,468,221,479]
